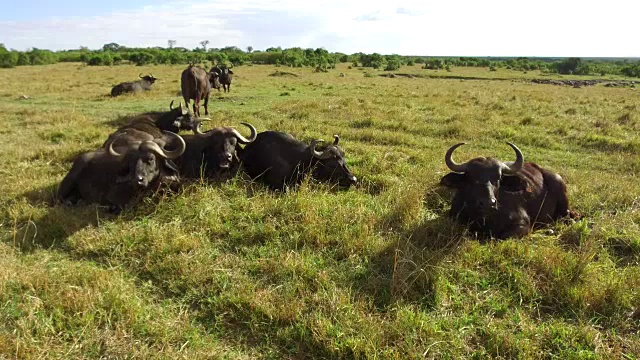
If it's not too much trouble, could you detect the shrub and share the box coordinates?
[128,52,155,66]
[87,54,104,66]
[0,48,18,68]
[27,48,57,65]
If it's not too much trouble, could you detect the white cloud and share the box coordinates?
[0,0,638,56]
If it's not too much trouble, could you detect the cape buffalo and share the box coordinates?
[178,122,257,179]
[102,100,200,149]
[440,142,575,239]
[211,65,233,92]
[181,65,212,117]
[239,131,357,191]
[209,68,221,91]
[58,132,186,213]
[111,73,157,97]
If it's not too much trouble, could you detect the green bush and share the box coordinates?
[621,63,640,77]
[128,52,155,66]
[0,45,18,68]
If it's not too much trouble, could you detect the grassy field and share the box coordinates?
[1,62,639,359]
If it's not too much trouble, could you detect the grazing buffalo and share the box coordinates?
[181,65,212,117]
[239,131,357,191]
[58,132,186,213]
[102,100,200,149]
[178,122,257,179]
[440,142,575,239]
[211,65,233,92]
[111,73,157,97]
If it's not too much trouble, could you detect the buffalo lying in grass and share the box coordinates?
[239,131,357,191]
[102,100,200,149]
[178,122,257,179]
[440,142,577,239]
[111,73,157,97]
[58,132,186,213]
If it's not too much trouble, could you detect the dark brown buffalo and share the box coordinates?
[239,131,357,191]
[181,65,212,117]
[211,64,233,92]
[111,73,157,97]
[102,100,200,149]
[58,132,186,213]
[208,68,221,91]
[178,122,257,179]
[440,142,576,239]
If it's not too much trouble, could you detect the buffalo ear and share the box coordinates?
[501,175,529,192]
[440,173,465,188]
[228,69,233,74]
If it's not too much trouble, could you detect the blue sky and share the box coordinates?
[1,0,638,57]
[0,0,157,21]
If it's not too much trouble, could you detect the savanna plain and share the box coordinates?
[1,63,640,359]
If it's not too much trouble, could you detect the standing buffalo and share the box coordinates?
[239,131,357,191]
[178,122,257,179]
[181,65,212,117]
[58,132,186,213]
[210,65,233,92]
[440,142,576,239]
[209,69,221,92]
[111,74,157,97]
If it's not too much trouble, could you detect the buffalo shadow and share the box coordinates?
[8,181,182,252]
[348,185,469,310]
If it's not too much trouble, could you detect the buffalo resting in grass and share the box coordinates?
[58,132,186,213]
[178,122,257,179]
[111,73,157,97]
[102,100,200,149]
[181,65,213,117]
[239,131,357,191]
[439,142,576,239]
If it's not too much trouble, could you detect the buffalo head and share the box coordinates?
[110,131,186,188]
[208,70,221,90]
[140,73,158,84]
[169,100,201,131]
[310,135,357,188]
[440,142,528,213]
[195,122,257,169]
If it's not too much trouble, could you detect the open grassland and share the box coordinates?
[1,63,640,359]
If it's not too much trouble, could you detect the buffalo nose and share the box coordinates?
[226,153,233,161]
[137,176,144,183]
[349,175,357,183]
[477,198,497,209]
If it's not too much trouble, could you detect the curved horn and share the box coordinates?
[109,140,124,157]
[170,100,175,110]
[332,135,340,146]
[445,143,469,173]
[311,139,333,159]
[502,142,524,175]
[161,131,186,159]
[194,121,208,136]
[139,73,144,78]
[232,122,257,144]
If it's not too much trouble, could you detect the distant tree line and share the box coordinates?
[1,43,638,78]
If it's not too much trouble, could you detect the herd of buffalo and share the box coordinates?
[59,64,579,240]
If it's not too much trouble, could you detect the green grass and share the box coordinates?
[1,63,639,359]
